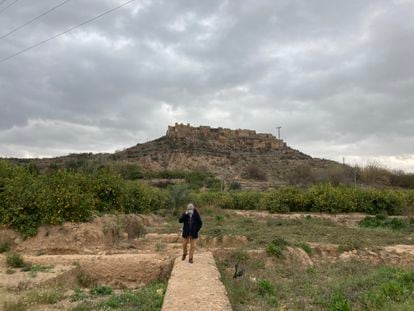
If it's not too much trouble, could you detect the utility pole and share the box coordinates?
[275,126,282,140]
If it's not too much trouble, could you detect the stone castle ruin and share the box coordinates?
[166,123,286,152]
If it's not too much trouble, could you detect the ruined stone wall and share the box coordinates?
[166,123,286,151]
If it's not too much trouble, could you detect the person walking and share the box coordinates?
[179,203,202,263]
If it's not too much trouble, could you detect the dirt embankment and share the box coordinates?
[9,214,163,255]
[1,214,179,291]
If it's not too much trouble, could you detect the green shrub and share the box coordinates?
[2,169,43,236]
[266,238,288,258]
[0,160,173,235]
[256,279,279,307]
[362,268,414,308]
[27,264,53,277]
[260,187,304,212]
[204,177,222,190]
[191,192,235,209]
[258,279,276,296]
[1,168,94,236]
[305,184,356,213]
[298,184,409,215]
[90,285,113,296]
[124,181,171,213]
[25,288,65,304]
[36,172,95,224]
[0,240,10,253]
[216,214,225,222]
[232,191,262,210]
[70,288,88,302]
[91,171,125,213]
[191,186,414,215]
[359,215,408,230]
[96,282,166,310]
[6,252,25,268]
[329,292,351,311]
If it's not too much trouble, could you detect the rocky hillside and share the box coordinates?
[112,123,338,186]
[5,123,341,187]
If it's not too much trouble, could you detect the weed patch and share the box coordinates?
[359,215,409,230]
[258,279,278,307]
[70,288,88,302]
[217,248,414,310]
[296,242,312,254]
[230,249,250,262]
[266,238,288,258]
[70,282,166,311]
[6,252,25,268]
[0,240,11,253]
[258,279,276,296]
[28,264,53,277]
[90,285,113,296]
[3,301,26,311]
[24,288,65,305]
[329,292,351,311]
[362,269,414,309]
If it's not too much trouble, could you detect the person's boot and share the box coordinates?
[182,254,187,260]
[189,257,193,264]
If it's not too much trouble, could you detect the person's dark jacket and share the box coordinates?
[179,209,202,239]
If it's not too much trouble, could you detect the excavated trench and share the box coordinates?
[2,212,414,306]
[0,215,179,292]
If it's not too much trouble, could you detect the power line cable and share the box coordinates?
[0,0,20,14]
[0,0,136,64]
[1,0,73,40]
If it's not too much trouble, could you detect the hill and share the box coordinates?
[113,123,339,186]
[4,123,341,188]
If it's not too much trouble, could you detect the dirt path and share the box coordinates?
[162,252,232,311]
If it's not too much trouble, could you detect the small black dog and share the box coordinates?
[233,260,244,278]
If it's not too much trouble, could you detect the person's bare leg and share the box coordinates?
[189,238,196,263]
[182,238,188,260]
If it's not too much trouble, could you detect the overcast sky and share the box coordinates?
[0,0,413,171]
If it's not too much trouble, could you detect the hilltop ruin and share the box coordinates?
[166,123,286,152]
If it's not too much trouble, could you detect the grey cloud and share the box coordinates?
[0,0,413,171]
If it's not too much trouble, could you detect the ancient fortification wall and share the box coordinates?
[166,123,286,151]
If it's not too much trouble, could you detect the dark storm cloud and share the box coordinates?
[0,0,413,170]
